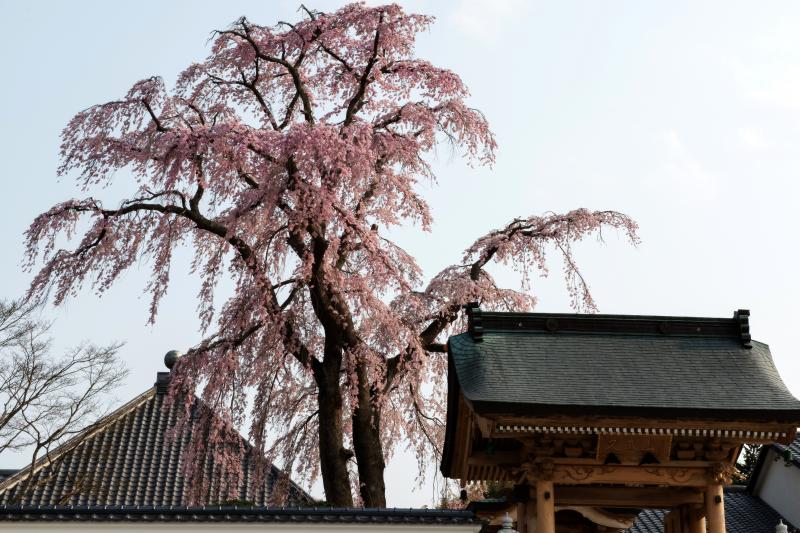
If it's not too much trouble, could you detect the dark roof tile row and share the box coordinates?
[0,505,479,524]
[627,489,794,533]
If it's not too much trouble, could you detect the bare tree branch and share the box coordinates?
[0,298,127,501]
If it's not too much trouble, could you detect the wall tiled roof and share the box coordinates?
[626,489,795,533]
[0,505,479,525]
[746,431,800,495]
[775,431,800,467]
[0,380,312,507]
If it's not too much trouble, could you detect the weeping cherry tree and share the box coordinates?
[24,3,638,506]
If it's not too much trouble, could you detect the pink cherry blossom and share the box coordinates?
[24,3,638,507]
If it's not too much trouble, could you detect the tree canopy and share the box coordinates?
[24,3,638,506]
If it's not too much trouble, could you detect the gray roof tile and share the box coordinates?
[0,383,312,507]
[0,505,479,525]
[448,314,800,419]
[626,489,795,533]
[767,431,800,469]
[781,432,800,462]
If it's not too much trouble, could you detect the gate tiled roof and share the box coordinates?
[448,310,800,420]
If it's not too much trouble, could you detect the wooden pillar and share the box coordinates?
[525,499,536,533]
[705,484,725,533]
[664,505,704,533]
[516,501,528,533]
[536,480,555,533]
[688,505,706,533]
[663,509,676,533]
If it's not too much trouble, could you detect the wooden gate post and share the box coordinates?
[705,484,725,533]
[516,501,528,533]
[688,504,706,533]
[536,480,555,533]
[663,510,673,533]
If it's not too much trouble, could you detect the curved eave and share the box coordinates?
[449,331,800,420]
[463,399,800,424]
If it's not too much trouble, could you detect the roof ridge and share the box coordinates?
[465,307,752,347]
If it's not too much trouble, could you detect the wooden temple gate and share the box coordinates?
[440,308,800,532]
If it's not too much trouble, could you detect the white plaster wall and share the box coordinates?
[0,523,482,533]
[754,448,800,526]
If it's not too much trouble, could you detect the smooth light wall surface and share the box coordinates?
[0,523,482,533]
[753,448,800,526]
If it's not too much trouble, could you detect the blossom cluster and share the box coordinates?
[25,3,637,503]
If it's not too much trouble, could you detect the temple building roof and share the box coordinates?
[0,371,312,507]
[448,309,800,420]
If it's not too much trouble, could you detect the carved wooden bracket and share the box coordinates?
[524,460,555,482]
[708,462,737,485]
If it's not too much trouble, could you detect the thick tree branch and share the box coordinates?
[141,99,168,132]
[219,21,315,124]
[344,11,384,125]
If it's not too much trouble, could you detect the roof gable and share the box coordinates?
[0,381,312,507]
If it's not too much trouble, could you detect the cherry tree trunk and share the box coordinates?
[314,361,353,507]
[352,364,387,507]
[25,2,639,511]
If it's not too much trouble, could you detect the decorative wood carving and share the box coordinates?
[642,467,696,484]
[597,434,672,464]
[523,435,597,460]
[669,438,736,462]
[557,465,615,483]
[544,464,710,486]
[541,461,555,481]
[553,486,704,508]
[524,460,555,481]
[708,462,737,485]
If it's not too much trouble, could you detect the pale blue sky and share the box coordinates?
[2,0,800,506]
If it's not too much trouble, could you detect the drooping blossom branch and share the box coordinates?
[24,3,637,507]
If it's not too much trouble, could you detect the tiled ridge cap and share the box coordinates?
[465,305,752,347]
[0,505,479,523]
